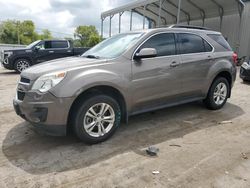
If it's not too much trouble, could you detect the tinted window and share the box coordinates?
[204,40,213,52]
[51,41,68,48]
[207,34,232,51]
[178,33,209,54]
[44,41,52,49]
[139,33,176,57]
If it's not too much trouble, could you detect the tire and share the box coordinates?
[72,95,121,144]
[204,77,230,110]
[14,59,31,73]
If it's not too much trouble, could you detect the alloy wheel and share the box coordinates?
[213,82,227,105]
[83,103,115,137]
[16,60,30,72]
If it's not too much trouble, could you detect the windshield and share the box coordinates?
[82,33,144,59]
[26,40,41,49]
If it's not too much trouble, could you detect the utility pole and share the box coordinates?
[17,21,20,44]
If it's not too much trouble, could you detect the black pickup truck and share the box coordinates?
[1,39,89,73]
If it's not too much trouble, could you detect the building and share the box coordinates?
[101,0,250,59]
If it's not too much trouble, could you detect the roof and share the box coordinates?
[101,0,245,25]
[110,25,222,37]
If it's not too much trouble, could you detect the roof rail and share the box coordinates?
[169,24,211,31]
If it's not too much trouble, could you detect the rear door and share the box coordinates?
[49,40,72,60]
[176,33,214,98]
[131,32,182,112]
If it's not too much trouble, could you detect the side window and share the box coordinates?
[178,33,207,54]
[36,41,45,49]
[139,33,176,57]
[44,41,52,49]
[207,34,232,51]
[51,41,69,49]
[203,39,213,52]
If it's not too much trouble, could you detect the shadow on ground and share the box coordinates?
[2,102,244,175]
[241,80,250,85]
[0,70,18,75]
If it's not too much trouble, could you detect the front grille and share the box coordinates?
[20,77,30,84]
[17,91,25,101]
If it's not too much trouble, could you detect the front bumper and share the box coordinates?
[13,91,74,136]
[1,56,14,70]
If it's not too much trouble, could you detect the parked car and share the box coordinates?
[240,59,250,81]
[13,26,237,144]
[1,39,89,73]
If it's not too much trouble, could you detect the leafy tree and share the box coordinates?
[19,20,37,44]
[40,29,52,40]
[0,20,53,45]
[0,20,19,44]
[74,25,101,47]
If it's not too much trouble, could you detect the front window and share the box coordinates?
[82,33,144,59]
[139,33,176,56]
[26,40,41,49]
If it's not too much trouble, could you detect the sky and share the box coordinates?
[0,0,146,38]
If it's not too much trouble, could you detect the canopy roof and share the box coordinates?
[101,0,245,26]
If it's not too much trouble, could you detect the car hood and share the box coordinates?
[4,48,29,53]
[21,57,108,80]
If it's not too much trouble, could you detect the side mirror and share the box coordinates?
[34,46,40,51]
[134,48,157,59]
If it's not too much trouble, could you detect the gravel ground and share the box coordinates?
[0,67,250,188]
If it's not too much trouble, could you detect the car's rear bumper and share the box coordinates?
[13,92,74,136]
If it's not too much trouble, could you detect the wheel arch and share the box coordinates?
[14,56,32,64]
[67,85,128,132]
[208,70,233,98]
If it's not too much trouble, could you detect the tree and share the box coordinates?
[19,20,37,44]
[0,20,19,44]
[0,20,53,45]
[40,29,52,40]
[74,25,101,47]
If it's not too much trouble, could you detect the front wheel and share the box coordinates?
[72,95,121,144]
[204,77,230,110]
[14,59,31,73]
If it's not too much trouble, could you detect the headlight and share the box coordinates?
[4,51,13,57]
[32,71,66,93]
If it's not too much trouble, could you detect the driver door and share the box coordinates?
[33,41,50,63]
[131,33,182,113]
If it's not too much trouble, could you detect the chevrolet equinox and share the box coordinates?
[13,26,237,144]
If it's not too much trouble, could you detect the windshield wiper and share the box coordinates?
[84,55,100,59]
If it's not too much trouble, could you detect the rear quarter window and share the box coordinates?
[207,34,232,51]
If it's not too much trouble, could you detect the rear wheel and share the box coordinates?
[204,77,229,110]
[72,95,121,144]
[14,59,31,73]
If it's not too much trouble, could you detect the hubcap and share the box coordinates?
[17,60,30,72]
[213,82,227,105]
[83,103,115,137]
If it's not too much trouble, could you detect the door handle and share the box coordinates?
[170,61,179,68]
[207,55,213,60]
[49,51,54,53]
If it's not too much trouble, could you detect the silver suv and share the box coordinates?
[13,26,237,144]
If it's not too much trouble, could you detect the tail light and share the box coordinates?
[232,52,238,65]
